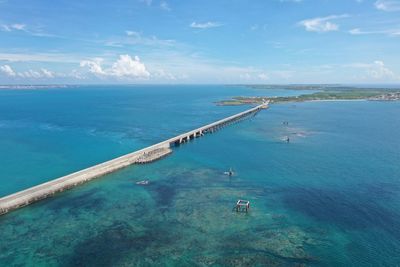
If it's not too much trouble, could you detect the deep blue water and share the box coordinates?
[0,85,399,266]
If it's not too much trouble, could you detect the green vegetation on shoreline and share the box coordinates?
[217,85,400,106]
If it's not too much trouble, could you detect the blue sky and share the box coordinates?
[0,0,399,84]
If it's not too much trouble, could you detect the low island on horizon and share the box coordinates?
[217,84,400,106]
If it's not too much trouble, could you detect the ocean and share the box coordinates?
[0,85,399,266]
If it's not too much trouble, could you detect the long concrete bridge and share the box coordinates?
[0,102,268,215]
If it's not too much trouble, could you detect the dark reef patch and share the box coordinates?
[209,252,287,267]
[217,229,314,266]
[45,188,106,215]
[147,181,177,207]
[63,220,176,267]
[358,182,400,201]
[283,186,400,239]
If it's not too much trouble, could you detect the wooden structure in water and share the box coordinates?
[236,199,250,212]
[0,103,268,215]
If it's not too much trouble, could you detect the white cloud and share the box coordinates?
[250,24,268,32]
[250,24,259,31]
[239,73,252,80]
[111,55,150,78]
[12,24,26,30]
[80,55,150,79]
[368,60,396,79]
[0,52,81,63]
[40,68,55,78]
[1,23,26,32]
[151,69,177,80]
[0,65,56,79]
[20,70,43,78]
[258,73,270,80]
[139,0,170,10]
[68,69,85,80]
[375,0,400,11]
[19,69,56,78]
[190,21,223,29]
[0,22,59,38]
[125,30,139,37]
[160,1,170,11]
[298,15,349,32]
[391,29,400,35]
[349,27,400,36]
[347,60,398,80]
[0,65,16,76]
[139,0,152,6]
[80,58,106,75]
[105,31,175,47]
[237,71,270,81]
[349,28,364,35]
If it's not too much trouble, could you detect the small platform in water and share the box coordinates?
[135,147,172,164]
[224,168,234,176]
[236,199,250,212]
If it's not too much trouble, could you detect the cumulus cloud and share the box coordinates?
[375,0,400,11]
[111,55,150,78]
[151,69,177,80]
[19,68,55,78]
[20,70,44,78]
[39,68,54,78]
[298,15,349,32]
[258,73,270,80]
[0,64,55,79]
[0,64,16,76]
[236,71,280,82]
[80,55,150,79]
[348,60,398,80]
[80,58,106,75]
[368,60,396,79]
[190,21,222,29]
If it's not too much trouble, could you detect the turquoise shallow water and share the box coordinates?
[0,86,399,266]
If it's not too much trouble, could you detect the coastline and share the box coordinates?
[216,86,400,106]
[0,85,74,90]
[307,99,368,102]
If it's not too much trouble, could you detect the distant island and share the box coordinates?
[217,85,400,106]
[0,85,73,90]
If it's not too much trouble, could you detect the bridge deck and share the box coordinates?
[0,103,267,215]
